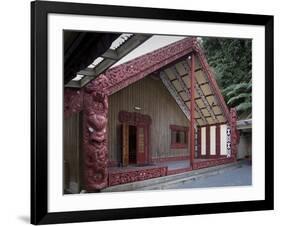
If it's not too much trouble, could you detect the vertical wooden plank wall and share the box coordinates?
[108,76,190,164]
[63,112,81,193]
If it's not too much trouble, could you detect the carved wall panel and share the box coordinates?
[193,157,234,170]
[108,166,168,186]
[118,111,152,126]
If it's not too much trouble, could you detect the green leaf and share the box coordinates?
[227,93,251,105]
[236,102,252,112]
[201,37,252,118]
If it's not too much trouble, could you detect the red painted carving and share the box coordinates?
[151,155,189,163]
[193,157,234,170]
[83,86,109,191]
[118,111,151,125]
[87,38,195,95]
[64,88,83,118]
[108,166,168,186]
[230,108,239,160]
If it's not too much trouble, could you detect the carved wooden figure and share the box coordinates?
[83,85,109,191]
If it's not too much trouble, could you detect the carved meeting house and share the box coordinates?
[63,35,238,193]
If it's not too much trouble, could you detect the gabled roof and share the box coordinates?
[86,37,230,126]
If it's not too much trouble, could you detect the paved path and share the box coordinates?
[167,162,252,189]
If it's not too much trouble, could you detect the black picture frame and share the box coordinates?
[31,0,274,224]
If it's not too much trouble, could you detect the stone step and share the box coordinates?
[102,161,243,192]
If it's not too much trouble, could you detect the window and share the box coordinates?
[170,125,188,149]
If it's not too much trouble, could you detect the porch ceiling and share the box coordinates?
[65,33,152,88]
[160,54,227,126]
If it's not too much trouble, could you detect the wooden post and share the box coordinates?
[83,90,109,191]
[190,53,195,169]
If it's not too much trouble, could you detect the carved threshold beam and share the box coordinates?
[182,61,219,124]
[171,65,207,125]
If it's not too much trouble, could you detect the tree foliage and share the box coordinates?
[201,37,252,118]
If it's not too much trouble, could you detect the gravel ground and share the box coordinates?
[167,162,252,189]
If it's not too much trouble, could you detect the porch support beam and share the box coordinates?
[83,89,109,191]
[190,53,195,169]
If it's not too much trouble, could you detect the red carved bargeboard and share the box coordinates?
[108,166,168,186]
[86,38,196,95]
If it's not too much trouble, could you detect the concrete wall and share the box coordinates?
[237,132,252,159]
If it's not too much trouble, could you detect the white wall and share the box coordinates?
[0,0,280,226]
[220,124,227,155]
[237,133,252,159]
[201,127,206,155]
[210,126,216,155]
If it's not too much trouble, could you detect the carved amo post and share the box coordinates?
[230,108,239,160]
[83,85,109,191]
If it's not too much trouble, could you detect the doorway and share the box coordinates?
[120,111,151,167]
[129,125,137,164]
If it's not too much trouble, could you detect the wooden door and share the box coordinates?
[137,125,147,165]
[122,123,129,167]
